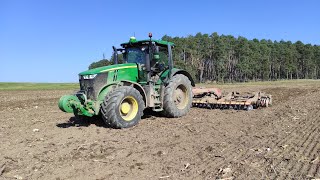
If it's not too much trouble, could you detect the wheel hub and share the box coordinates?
[121,102,131,114]
[119,96,139,121]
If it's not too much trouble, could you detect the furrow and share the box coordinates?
[279,123,319,179]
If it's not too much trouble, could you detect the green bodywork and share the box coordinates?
[58,38,194,117]
[79,63,138,76]
[59,63,140,117]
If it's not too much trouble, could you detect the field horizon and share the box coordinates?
[1,79,319,91]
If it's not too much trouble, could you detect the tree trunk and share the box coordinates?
[199,61,204,83]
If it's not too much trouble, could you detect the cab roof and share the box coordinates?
[120,39,175,48]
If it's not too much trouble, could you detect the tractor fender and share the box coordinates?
[98,84,115,102]
[119,80,147,106]
[170,69,195,87]
[98,81,147,107]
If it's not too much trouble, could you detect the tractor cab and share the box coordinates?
[113,33,174,80]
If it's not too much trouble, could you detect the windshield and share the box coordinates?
[125,47,146,64]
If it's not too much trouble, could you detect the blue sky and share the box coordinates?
[1,0,319,82]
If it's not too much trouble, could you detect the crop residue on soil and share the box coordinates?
[0,83,320,179]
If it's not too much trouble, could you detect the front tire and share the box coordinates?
[162,74,193,117]
[101,86,145,128]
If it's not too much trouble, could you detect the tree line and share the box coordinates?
[89,32,320,83]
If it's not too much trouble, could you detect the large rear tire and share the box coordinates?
[101,86,145,128]
[162,74,192,117]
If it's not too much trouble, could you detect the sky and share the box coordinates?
[1,0,319,82]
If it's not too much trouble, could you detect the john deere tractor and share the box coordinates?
[58,33,195,128]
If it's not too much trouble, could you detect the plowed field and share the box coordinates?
[0,80,319,179]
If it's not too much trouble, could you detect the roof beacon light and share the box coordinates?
[148,32,152,38]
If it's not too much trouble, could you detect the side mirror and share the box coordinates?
[153,46,160,61]
[153,54,160,61]
[123,52,127,62]
[154,46,159,53]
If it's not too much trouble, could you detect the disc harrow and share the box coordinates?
[192,87,272,111]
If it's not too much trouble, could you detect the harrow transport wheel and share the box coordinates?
[163,74,192,117]
[101,86,145,128]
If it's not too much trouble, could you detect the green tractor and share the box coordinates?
[58,33,195,128]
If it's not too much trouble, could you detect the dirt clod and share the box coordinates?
[32,128,39,132]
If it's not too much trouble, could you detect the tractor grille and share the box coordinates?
[79,73,108,100]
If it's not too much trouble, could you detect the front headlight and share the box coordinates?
[83,74,97,80]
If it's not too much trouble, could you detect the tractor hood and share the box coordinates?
[79,63,138,75]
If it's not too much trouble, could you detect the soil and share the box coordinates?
[0,83,320,180]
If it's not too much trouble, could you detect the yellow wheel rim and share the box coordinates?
[174,84,189,110]
[119,96,139,121]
